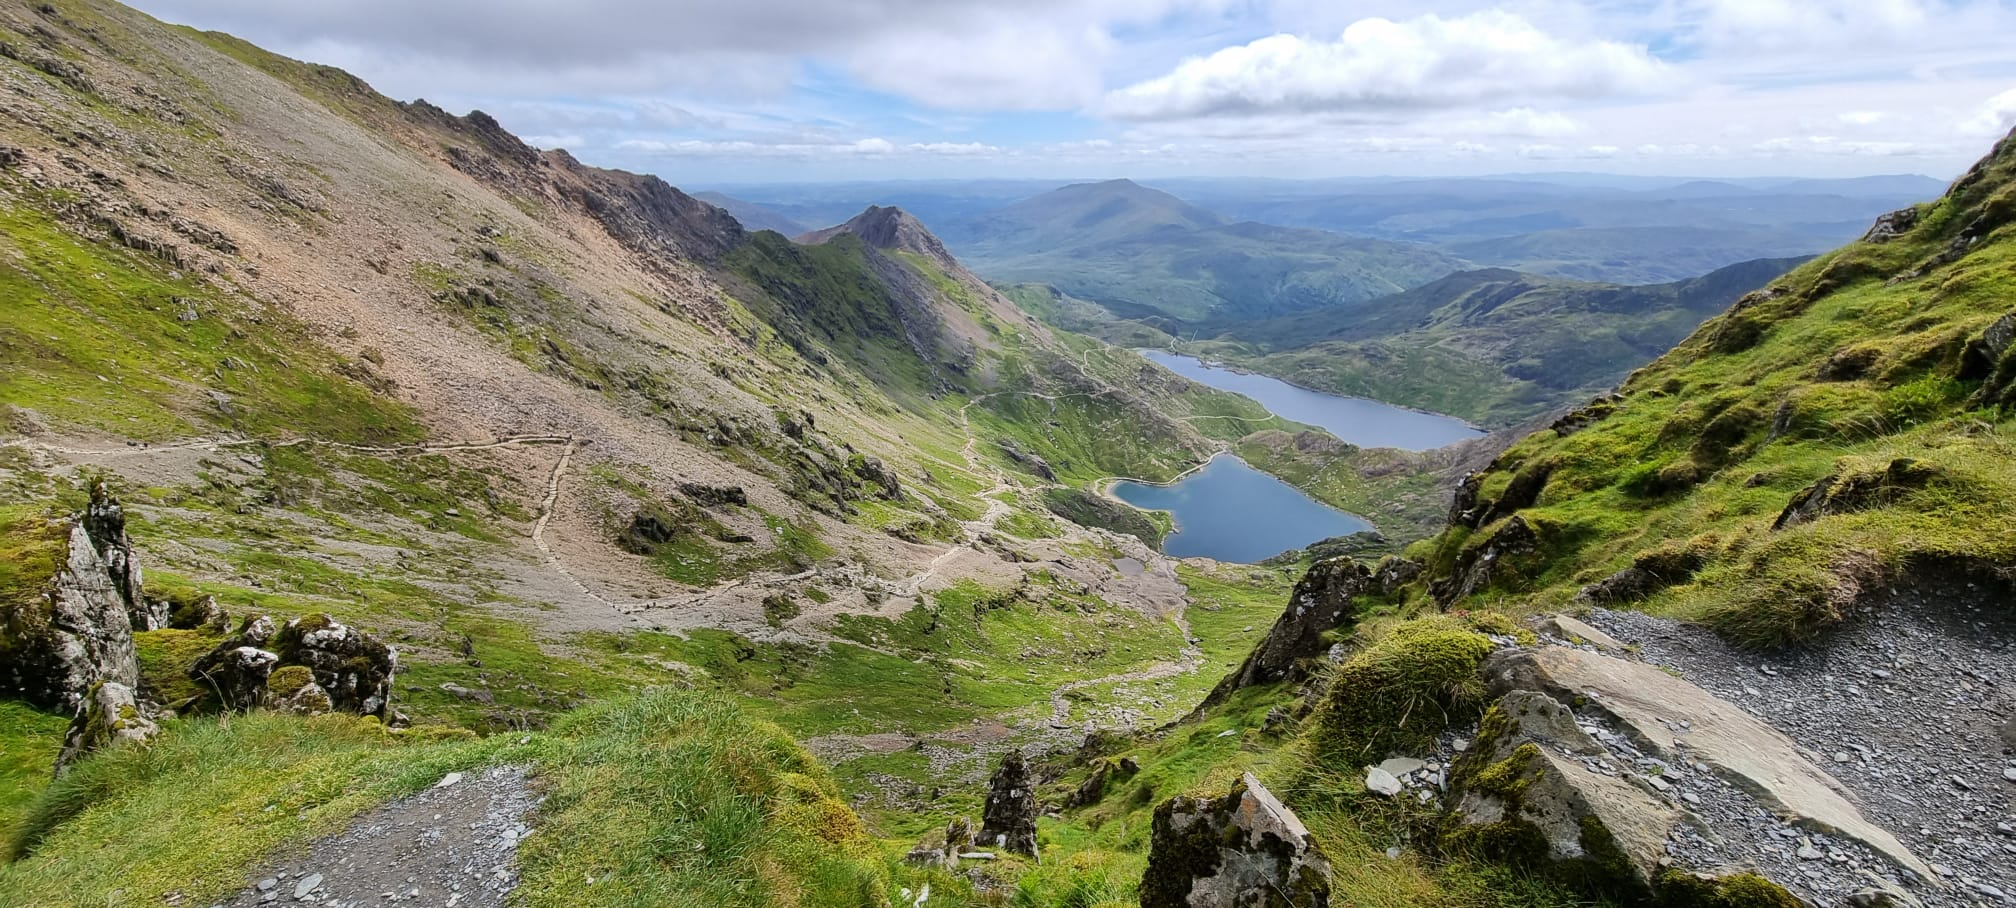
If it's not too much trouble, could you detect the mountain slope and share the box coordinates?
[1188,257,1805,424]
[1416,126,2016,644]
[945,180,1468,322]
[0,4,1328,902]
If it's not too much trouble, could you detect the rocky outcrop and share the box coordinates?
[1441,691,1688,892]
[1,500,144,713]
[53,680,159,775]
[1065,755,1139,809]
[189,619,280,712]
[81,483,154,631]
[1140,773,1332,908]
[1484,645,1935,882]
[978,751,1038,856]
[1961,311,2016,407]
[275,614,398,720]
[1861,207,1920,243]
[997,439,1056,481]
[1433,516,1540,606]
[848,455,904,501]
[1773,458,1940,530]
[1206,556,1420,702]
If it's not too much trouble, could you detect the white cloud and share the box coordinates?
[1101,10,1671,121]
[1960,88,2016,138]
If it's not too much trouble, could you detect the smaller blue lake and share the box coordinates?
[1110,456,1370,563]
[1141,351,1484,452]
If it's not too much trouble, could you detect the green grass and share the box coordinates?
[0,193,422,444]
[0,689,905,907]
[0,702,68,847]
[1405,132,2016,647]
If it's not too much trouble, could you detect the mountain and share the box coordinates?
[945,180,1469,322]
[0,4,1324,903]
[1162,176,1931,283]
[692,190,810,236]
[1178,257,1806,424]
[943,178,1227,251]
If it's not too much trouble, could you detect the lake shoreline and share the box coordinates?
[1138,349,1485,451]
[1103,454,1372,563]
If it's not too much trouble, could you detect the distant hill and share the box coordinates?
[1165,257,1808,425]
[692,191,811,236]
[943,180,1467,322]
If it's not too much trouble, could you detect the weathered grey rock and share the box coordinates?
[275,614,398,719]
[1442,691,1687,890]
[2001,715,2016,753]
[1537,615,1628,653]
[905,816,975,870]
[53,680,158,774]
[190,644,279,711]
[1485,645,1935,881]
[1364,766,1403,796]
[82,483,153,630]
[978,751,1038,856]
[1207,556,1412,702]
[1141,773,1331,908]
[1861,206,1920,243]
[849,454,904,501]
[0,508,143,712]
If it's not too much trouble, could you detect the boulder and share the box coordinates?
[978,751,1038,856]
[266,664,333,715]
[1,509,143,713]
[162,592,229,633]
[1485,645,1934,881]
[1861,207,1920,243]
[189,644,278,711]
[905,816,975,870]
[1536,615,1628,653]
[53,680,158,774]
[275,614,398,719]
[848,454,904,501]
[1140,773,1332,908]
[1207,556,1412,701]
[1442,691,1685,891]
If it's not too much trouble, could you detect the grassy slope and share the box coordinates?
[1413,130,2016,646]
[0,691,899,907]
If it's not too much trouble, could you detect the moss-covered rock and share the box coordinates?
[1141,773,1332,908]
[1439,692,1684,900]
[1302,618,1494,764]
[0,504,141,713]
[274,614,398,720]
[52,681,158,775]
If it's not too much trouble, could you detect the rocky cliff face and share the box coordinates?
[0,489,144,714]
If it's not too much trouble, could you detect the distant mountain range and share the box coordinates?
[1181,257,1808,424]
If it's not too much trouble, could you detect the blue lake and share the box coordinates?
[1110,455,1371,563]
[1141,350,1484,452]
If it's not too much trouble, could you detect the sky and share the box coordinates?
[128,0,2016,184]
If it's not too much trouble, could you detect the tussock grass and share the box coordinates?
[0,689,900,907]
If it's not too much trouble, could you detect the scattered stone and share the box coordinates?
[1140,773,1332,908]
[1377,757,1426,778]
[1364,767,1403,797]
[293,873,322,899]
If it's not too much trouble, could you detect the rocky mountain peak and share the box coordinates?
[802,205,959,269]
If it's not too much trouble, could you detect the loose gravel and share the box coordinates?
[1584,576,2016,907]
[212,765,539,908]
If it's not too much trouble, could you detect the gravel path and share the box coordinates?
[212,766,539,908]
[1584,578,2016,906]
